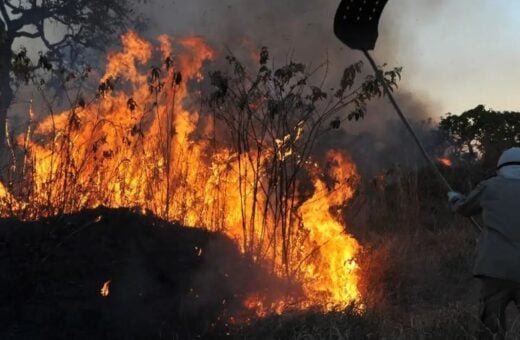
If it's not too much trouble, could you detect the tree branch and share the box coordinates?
[3,1,16,11]
[10,6,54,32]
[14,30,42,39]
[37,20,78,51]
[0,1,11,29]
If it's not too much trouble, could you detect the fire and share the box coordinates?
[299,151,360,307]
[6,32,362,315]
[101,280,111,297]
[438,158,453,167]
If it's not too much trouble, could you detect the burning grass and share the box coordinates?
[0,30,405,316]
[3,31,519,338]
[0,204,481,339]
[232,164,514,339]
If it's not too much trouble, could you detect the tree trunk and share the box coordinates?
[0,35,14,154]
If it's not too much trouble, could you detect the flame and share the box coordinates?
[299,151,360,308]
[6,32,362,315]
[0,182,10,200]
[438,158,453,167]
[101,280,111,297]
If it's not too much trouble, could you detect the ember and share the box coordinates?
[100,280,111,297]
[438,158,453,167]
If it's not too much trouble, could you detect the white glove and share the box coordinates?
[447,191,464,204]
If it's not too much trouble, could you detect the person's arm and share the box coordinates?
[449,182,486,217]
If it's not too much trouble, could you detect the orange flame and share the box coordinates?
[8,32,362,315]
[101,280,111,297]
[438,158,453,167]
[299,151,360,308]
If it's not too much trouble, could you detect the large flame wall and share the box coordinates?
[6,32,361,314]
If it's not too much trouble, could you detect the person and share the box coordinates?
[448,147,520,339]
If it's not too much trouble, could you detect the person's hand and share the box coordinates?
[447,191,464,204]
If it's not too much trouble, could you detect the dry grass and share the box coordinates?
[233,165,520,339]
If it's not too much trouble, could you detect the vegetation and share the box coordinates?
[207,47,401,273]
[2,29,520,337]
[0,0,147,150]
[232,164,520,339]
[439,105,520,172]
[231,107,520,339]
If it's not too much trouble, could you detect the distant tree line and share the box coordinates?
[439,104,520,171]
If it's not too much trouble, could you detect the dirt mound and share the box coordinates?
[0,208,281,339]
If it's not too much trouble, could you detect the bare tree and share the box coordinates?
[0,0,146,150]
[208,48,401,274]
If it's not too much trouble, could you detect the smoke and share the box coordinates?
[6,1,449,175]
[142,1,337,53]
[139,0,447,175]
[188,236,300,321]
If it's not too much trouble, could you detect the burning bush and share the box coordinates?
[1,31,400,314]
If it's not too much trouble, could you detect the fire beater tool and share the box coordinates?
[333,0,482,231]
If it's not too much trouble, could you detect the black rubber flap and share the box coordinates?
[334,0,389,50]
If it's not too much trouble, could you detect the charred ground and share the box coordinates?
[0,207,288,339]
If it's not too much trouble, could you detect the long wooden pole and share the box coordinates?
[362,50,482,232]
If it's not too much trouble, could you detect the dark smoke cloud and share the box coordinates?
[140,0,447,175]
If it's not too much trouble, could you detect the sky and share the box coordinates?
[11,0,518,171]
[142,0,520,117]
[379,0,520,115]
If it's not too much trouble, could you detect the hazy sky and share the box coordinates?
[143,0,520,117]
[380,0,520,115]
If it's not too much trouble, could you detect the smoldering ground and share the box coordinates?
[0,208,297,338]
